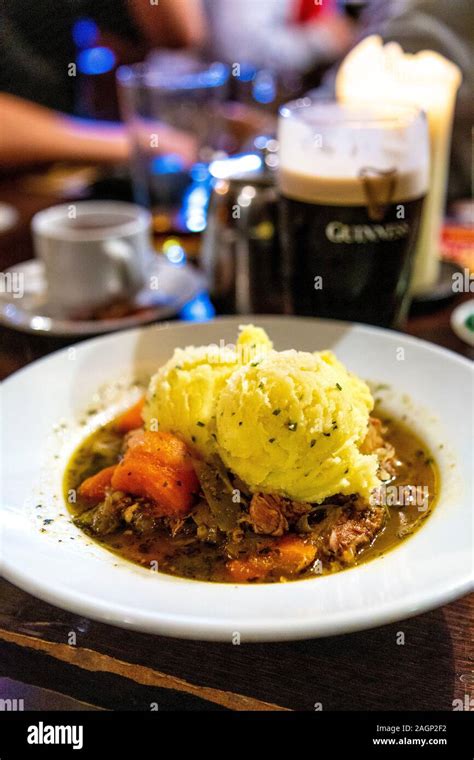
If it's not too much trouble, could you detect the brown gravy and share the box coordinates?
[64,413,437,583]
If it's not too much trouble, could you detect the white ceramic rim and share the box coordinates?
[31,201,151,243]
[1,316,473,641]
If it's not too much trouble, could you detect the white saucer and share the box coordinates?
[0,257,207,336]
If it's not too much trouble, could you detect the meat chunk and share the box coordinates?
[191,500,221,543]
[123,501,160,534]
[248,493,312,536]
[248,494,288,536]
[75,491,132,535]
[361,417,396,481]
[361,417,386,453]
[323,506,385,563]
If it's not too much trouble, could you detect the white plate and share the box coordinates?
[1,317,472,641]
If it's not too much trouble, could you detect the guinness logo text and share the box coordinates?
[326,221,410,244]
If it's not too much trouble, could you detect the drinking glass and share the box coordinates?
[117,54,230,218]
[278,99,430,326]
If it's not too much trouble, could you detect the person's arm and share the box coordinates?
[0,93,197,168]
[127,0,206,49]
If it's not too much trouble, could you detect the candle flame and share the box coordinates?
[336,36,462,110]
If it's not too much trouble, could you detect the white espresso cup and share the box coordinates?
[32,201,152,314]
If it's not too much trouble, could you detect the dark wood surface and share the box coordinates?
[0,171,472,711]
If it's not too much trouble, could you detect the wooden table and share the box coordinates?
[0,172,472,711]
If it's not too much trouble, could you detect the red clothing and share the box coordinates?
[295,0,334,23]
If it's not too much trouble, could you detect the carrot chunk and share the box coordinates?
[227,536,317,582]
[78,465,117,503]
[126,429,194,469]
[111,431,199,516]
[226,554,274,582]
[115,396,145,433]
[274,535,317,573]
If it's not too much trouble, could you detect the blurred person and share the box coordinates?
[203,0,355,76]
[0,93,198,169]
[0,1,207,170]
[0,92,276,170]
[0,0,206,113]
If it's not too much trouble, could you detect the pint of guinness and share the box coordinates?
[278,101,429,326]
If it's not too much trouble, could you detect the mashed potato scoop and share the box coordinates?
[215,349,379,503]
[143,325,272,459]
[144,324,379,503]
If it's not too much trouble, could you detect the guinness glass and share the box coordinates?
[278,100,429,326]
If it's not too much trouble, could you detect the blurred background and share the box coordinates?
[0,0,472,352]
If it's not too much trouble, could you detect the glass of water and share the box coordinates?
[117,54,230,217]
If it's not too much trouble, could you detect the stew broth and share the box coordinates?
[64,411,438,583]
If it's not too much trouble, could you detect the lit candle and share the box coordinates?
[336,35,462,295]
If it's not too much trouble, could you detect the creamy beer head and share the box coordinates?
[278,100,429,206]
[277,99,430,327]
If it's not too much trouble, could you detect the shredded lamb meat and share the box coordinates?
[247,496,385,565]
[248,493,312,536]
[361,417,397,480]
[320,506,386,563]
